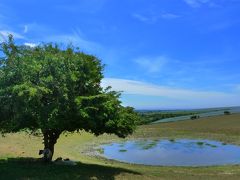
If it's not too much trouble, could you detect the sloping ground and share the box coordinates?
[0,114,240,179]
[152,113,240,133]
[137,114,240,141]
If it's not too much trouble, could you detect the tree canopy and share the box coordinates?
[0,35,139,160]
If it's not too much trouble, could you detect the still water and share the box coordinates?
[101,139,240,166]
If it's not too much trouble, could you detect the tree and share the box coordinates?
[0,35,139,161]
[224,111,231,115]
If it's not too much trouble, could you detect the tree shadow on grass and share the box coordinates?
[0,157,141,180]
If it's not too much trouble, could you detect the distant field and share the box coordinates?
[139,106,240,124]
[135,113,240,143]
[1,114,240,179]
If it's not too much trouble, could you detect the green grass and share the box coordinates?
[1,113,240,179]
[137,111,196,124]
[96,148,104,154]
[196,142,204,146]
[119,149,127,152]
[206,144,217,148]
[0,157,140,180]
[141,141,158,150]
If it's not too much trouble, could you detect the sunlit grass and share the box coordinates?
[1,113,240,179]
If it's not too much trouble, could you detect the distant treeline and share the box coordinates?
[137,111,195,124]
[137,108,231,125]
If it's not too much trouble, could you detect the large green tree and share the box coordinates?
[0,36,139,160]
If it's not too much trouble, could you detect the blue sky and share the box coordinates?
[0,0,240,109]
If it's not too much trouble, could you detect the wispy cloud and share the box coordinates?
[0,4,25,42]
[133,12,180,23]
[43,32,102,54]
[102,78,240,108]
[183,0,217,8]
[23,25,28,33]
[184,0,203,8]
[0,30,25,42]
[134,56,169,73]
[132,54,239,89]
[22,23,51,35]
[161,13,181,19]
[132,13,151,23]
[24,42,37,47]
[11,23,103,54]
[102,78,232,99]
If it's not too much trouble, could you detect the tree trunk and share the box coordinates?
[42,130,61,162]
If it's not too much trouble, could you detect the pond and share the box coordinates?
[100,139,240,166]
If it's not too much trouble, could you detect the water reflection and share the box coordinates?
[101,139,240,166]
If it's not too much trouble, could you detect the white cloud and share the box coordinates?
[23,25,28,33]
[0,30,24,42]
[134,56,168,73]
[133,12,179,23]
[22,23,51,34]
[24,42,37,47]
[0,30,24,39]
[0,24,103,55]
[43,32,102,54]
[101,78,240,108]
[184,0,201,7]
[161,13,180,19]
[132,13,153,23]
[183,0,212,8]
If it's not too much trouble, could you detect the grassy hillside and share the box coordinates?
[1,114,240,179]
[137,111,195,124]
